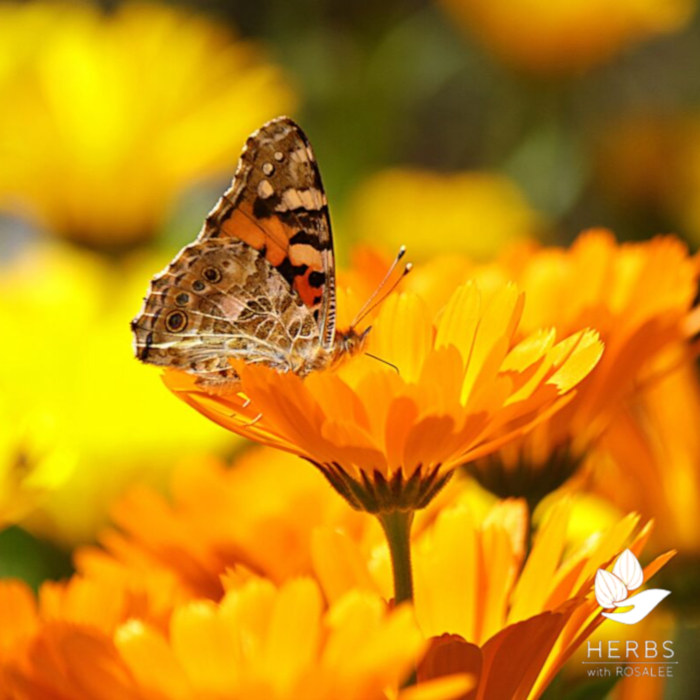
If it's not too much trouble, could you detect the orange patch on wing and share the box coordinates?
[295,268,323,307]
[221,203,289,267]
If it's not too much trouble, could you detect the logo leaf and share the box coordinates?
[612,549,644,591]
[595,569,629,609]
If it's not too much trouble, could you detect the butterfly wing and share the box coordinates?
[132,238,322,382]
[199,117,337,347]
[132,117,336,383]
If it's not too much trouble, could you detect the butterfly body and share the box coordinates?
[132,117,366,385]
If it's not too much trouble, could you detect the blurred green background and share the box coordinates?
[184,0,700,245]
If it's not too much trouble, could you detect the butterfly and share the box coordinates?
[132,116,407,386]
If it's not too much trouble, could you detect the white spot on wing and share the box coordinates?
[277,187,325,212]
[289,148,309,165]
[279,188,303,210]
[257,180,274,199]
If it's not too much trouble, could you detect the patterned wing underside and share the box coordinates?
[132,240,324,381]
[198,117,337,348]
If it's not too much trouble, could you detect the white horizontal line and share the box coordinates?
[581,662,677,665]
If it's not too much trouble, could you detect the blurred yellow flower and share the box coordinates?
[0,243,234,543]
[0,1,295,248]
[345,169,541,260]
[0,406,75,527]
[0,575,469,700]
[439,0,695,74]
[116,580,429,700]
[164,280,602,514]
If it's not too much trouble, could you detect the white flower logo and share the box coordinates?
[594,549,670,625]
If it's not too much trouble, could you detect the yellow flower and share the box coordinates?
[0,406,75,527]
[0,575,469,700]
[164,279,602,513]
[117,579,429,700]
[313,496,673,698]
[438,0,695,75]
[0,243,234,543]
[1,445,667,699]
[0,1,295,247]
[345,169,542,260]
[415,504,672,698]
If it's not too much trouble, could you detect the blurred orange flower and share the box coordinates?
[438,0,695,75]
[0,572,167,694]
[0,1,295,247]
[0,440,671,700]
[0,576,470,700]
[164,280,602,513]
[75,448,369,604]
[592,355,700,556]
[457,230,699,503]
[72,447,480,618]
[114,580,434,700]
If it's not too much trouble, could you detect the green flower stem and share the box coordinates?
[377,509,415,605]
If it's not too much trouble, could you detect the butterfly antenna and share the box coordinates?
[351,246,412,328]
[364,352,400,374]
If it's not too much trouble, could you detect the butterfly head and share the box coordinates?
[328,246,411,372]
[331,326,371,363]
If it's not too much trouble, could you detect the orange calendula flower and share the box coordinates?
[459,230,699,505]
[73,446,475,618]
[76,448,369,604]
[438,0,694,75]
[312,497,674,699]
[0,576,470,700]
[0,572,168,695]
[116,580,429,700]
[165,281,603,514]
[414,504,672,697]
[0,1,295,247]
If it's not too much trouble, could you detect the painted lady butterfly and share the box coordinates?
[132,117,403,386]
